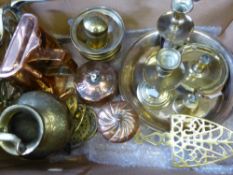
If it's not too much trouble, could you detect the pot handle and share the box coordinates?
[0,132,26,155]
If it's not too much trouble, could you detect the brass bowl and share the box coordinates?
[120,30,233,131]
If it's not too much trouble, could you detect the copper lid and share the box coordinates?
[98,101,139,143]
[75,62,117,103]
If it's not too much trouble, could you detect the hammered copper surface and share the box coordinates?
[98,101,139,143]
[75,62,117,103]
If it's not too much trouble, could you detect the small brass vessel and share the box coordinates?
[0,91,72,157]
[69,7,125,61]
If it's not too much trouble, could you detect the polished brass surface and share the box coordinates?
[69,7,125,61]
[98,101,139,143]
[0,91,72,157]
[137,81,172,109]
[75,62,117,103]
[83,15,108,49]
[180,43,229,95]
[142,48,185,92]
[136,114,233,167]
[157,11,194,44]
[120,30,232,131]
[172,93,218,118]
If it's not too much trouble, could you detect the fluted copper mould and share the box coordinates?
[0,13,77,100]
[75,62,117,103]
[98,101,139,143]
[0,91,72,157]
[69,7,125,61]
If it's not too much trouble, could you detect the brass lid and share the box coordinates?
[181,43,229,95]
[83,15,108,36]
[70,7,125,61]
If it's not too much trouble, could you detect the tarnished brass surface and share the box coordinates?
[71,104,97,146]
[69,7,125,61]
[0,91,72,157]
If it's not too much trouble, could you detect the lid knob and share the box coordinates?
[83,14,108,49]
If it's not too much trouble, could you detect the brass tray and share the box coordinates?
[120,30,233,131]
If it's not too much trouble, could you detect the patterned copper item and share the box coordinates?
[75,62,117,103]
[98,101,139,143]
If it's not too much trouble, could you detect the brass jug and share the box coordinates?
[0,91,72,158]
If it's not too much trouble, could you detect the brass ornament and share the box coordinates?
[71,104,97,146]
[136,114,233,168]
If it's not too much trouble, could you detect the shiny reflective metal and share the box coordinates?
[0,8,3,43]
[10,0,46,8]
[0,91,72,157]
[98,101,139,143]
[142,48,185,92]
[120,30,233,131]
[0,13,77,99]
[0,13,40,78]
[157,11,194,45]
[75,62,117,103]
[137,81,172,109]
[172,0,193,14]
[181,43,229,95]
[83,15,108,49]
[0,132,26,155]
[135,114,233,167]
[69,7,125,61]
[71,104,97,146]
[172,93,218,118]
